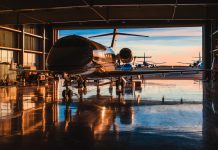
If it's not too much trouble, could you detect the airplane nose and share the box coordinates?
[46,36,93,72]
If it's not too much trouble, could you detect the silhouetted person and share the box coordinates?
[120,79,125,89]
[116,79,119,89]
[77,77,83,88]
[83,77,87,88]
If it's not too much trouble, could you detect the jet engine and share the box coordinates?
[119,48,133,63]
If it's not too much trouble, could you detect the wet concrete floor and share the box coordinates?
[0,79,218,150]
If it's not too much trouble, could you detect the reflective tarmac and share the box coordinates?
[0,79,218,150]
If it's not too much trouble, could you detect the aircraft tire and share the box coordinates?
[62,90,67,99]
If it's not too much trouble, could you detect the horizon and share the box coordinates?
[59,27,202,66]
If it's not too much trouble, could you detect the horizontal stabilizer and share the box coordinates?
[136,60,152,62]
[88,32,149,38]
[151,62,166,64]
[177,62,192,64]
[134,56,152,58]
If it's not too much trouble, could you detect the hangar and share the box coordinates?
[0,1,218,150]
[0,0,217,79]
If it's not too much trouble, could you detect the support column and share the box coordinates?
[52,29,58,45]
[18,25,25,66]
[42,26,46,70]
[203,21,212,80]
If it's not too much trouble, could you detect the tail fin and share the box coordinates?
[144,52,146,62]
[199,52,201,61]
[193,51,202,60]
[133,52,152,65]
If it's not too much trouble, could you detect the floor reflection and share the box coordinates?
[203,81,218,150]
[0,85,54,137]
[0,80,217,150]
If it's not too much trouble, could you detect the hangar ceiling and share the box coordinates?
[0,0,218,28]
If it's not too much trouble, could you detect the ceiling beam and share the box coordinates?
[53,20,204,30]
[81,0,108,22]
[0,1,217,25]
[0,5,89,14]
[0,2,218,14]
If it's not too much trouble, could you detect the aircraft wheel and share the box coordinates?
[62,90,67,99]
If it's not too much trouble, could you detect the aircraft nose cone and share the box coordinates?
[46,36,93,72]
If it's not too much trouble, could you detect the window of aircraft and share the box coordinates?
[112,55,116,61]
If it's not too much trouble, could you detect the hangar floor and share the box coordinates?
[0,79,217,150]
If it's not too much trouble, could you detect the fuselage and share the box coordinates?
[47,35,117,75]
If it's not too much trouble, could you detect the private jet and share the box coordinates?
[133,52,166,68]
[177,52,203,69]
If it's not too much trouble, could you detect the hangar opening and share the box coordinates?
[0,1,218,150]
[59,26,203,72]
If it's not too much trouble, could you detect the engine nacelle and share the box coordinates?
[119,48,133,63]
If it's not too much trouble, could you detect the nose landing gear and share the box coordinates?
[62,73,74,101]
[62,89,73,100]
[62,74,88,102]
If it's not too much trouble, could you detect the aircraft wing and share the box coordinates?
[151,62,166,65]
[177,62,192,64]
[89,69,204,78]
[136,61,166,64]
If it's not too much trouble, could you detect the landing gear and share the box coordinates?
[62,74,89,103]
[116,77,125,90]
[62,73,73,101]
[62,89,73,100]
[77,76,87,100]
[115,77,125,97]
[95,79,100,97]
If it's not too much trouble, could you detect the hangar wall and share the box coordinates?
[0,25,54,70]
[203,21,218,80]
[211,21,218,54]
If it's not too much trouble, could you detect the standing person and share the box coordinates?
[120,78,125,89]
[82,77,87,88]
[77,76,83,88]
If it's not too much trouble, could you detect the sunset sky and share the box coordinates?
[59,27,202,65]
